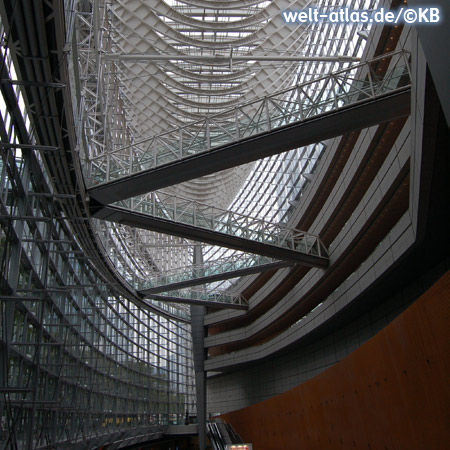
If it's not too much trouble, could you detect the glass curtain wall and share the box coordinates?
[0,14,194,450]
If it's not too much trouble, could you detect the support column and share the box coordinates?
[191,244,206,449]
[191,305,207,449]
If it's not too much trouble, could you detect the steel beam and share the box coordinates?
[93,205,329,266]
[88,88,411,205]
[104,53,360,63]
[144,294,248,310]
[139,260,294,294]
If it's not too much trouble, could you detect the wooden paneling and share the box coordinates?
[220,271,450,449]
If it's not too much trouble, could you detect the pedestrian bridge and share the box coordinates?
[87,50,411,205]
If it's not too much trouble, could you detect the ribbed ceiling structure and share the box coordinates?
[112,0,308,127]
[74,0,377,304]
[100,0,310,207]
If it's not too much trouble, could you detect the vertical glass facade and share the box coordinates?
[0,0,382,447]
[0,15,195,449]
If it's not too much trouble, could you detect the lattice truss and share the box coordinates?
[93,218,193,287]
[72,0,380,298]
[87,50,409,189]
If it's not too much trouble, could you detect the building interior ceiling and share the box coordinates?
[4,0,448,448]
[73,0,378,313]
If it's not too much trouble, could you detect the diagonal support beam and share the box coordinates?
[139,259,294,294]
[143,294,248,310]
[93,205,329,266]
[88,88,411,205]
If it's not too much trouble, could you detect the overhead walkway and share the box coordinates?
[87,51,411,205]
[138,254,294,294]
[143,287,248,310]
[92,193,329,266]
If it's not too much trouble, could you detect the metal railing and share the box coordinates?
[114,191,329,261]
[84,50,410,186]
[145,287,248,309]
[138,253,288,292]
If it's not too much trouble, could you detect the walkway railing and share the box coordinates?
[84,50,410,187]
[138,254,292,293]
[143,287,248,309]
[113,191,329,264]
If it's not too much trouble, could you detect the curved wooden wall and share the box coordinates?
[220,270,450,449]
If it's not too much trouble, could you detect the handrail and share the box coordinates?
[138,253,289,292]
[113,191,329,263]
[84,50,411,186]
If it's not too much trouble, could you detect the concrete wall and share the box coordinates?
[204,24,417,373]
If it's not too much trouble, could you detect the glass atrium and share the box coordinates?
[3,0,440,449]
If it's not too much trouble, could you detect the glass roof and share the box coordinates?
[73,0,378,313]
